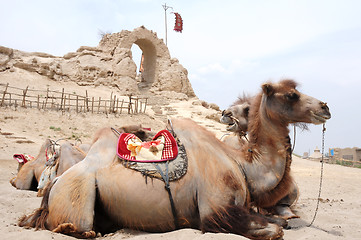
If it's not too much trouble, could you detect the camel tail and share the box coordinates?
[18,179,56,230]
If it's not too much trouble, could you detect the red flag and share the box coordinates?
[173,12,183,32]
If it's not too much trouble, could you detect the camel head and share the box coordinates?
[221,96,251,133]
[260,79,331,125]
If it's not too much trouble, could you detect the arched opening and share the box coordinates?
[131,44,143,85]
[133,38,157,91]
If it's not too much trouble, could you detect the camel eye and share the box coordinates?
[285,92,299,102]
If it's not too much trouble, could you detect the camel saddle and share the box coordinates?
[117,129,188,181]
[13,154,34,164]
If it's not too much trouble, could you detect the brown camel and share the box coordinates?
[19,79,330,240]
[220,95,252,150]
[10,139,90,195]
[10,125,152,196]
[220,95,300,219]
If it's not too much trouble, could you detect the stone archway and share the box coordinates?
[98,26,195,97]
[133,38,157,90]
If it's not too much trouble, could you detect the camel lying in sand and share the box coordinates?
[220,95,300,219]
[19,80,331,240]
[10,126,152,196]
[10,139,90,196]
[220,95,252,150]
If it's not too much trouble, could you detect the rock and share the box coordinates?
[0,26,196,99]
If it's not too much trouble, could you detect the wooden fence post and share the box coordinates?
[60,88,65,110]
[109,92,113,113]
[128,95,132,114]
[44,88,49,110]
[22,86,28,108]
[91,97,94,113]
[76,95,79,113]
[144,98,148,113]
[37,95,40,110]
[1,83,9,107]
[85,90,89,112]
[112,95,116,113]
[120,99,124,114]
[97,97,101,113]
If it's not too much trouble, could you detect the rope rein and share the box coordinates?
[307,123,326,227]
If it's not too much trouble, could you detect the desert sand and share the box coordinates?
[1,74,361,240]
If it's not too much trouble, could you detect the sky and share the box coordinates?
[1,0,361,156]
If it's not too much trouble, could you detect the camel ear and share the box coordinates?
[262,83,274,96]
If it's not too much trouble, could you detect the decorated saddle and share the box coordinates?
[116,129,188,181]
[13,154,34,164]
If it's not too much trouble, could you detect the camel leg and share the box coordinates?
[46,162,97,236]
[11,165,37,190]
[201,205,283,240]
[271,182,300,220]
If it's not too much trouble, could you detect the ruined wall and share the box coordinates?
[0,26,195,97]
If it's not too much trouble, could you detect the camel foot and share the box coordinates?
[274,205,300,220]
[10,177,16,187]
[37,189,44,197]
[247,222,284,240]
[82,230,96,238]
[52,223,76,234]
[52,223,96,238]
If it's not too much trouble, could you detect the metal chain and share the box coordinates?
[307,123,326,227]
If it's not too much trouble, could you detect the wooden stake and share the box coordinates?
[120,99,124,114]
[60,88,65,110]
[76,95,79,113]
[1,83,9,107]
[44,88,49,109]
[98,97,101,113]
[144,98,148,113]
[22,86,28,108]
[37,95,40,109]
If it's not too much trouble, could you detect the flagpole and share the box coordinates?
[162,3,173,46]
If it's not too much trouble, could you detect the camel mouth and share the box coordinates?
[226,122,238,132]
[310,111,331,124]
[220,116,238,132]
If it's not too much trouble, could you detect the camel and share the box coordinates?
[220,95,300,219]
[220,95,252,150]
[19,79,331,240]
[10,139,90,195]
[10,125,152,196]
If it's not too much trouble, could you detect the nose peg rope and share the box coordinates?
[307,123,326,227]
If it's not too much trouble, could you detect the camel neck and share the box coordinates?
[247,94,290,157]
[241,93,293,207]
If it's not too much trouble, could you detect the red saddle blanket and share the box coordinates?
[117,130,178,162]
[13,154,34,164]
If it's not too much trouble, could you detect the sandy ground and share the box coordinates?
[1,77,361,239]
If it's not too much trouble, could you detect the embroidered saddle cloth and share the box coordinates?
[117,129,188,181]
[13,154,34,164]
[117,130,178,162]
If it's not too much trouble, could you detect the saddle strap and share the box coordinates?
[153,162,179,229]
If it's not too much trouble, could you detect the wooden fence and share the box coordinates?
[0,83,148,115]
